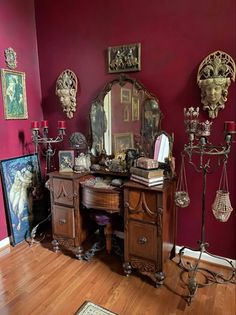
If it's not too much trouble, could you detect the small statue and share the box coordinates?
[55,69,78,119]
[197,51,235,119]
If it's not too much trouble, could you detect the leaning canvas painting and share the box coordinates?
[0,154,41,245]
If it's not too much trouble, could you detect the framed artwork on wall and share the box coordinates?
[58,150,74,172]
[108,43,141,73]
[1,69,28,120]
[0,154,41,246]
[113,132,134,154]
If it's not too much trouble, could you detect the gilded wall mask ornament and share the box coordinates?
[55,69,78,119]
[197,51,235,119]
[4,47,17,69]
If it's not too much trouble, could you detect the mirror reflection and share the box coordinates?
[90,74,163,160]
[154,132,172,164]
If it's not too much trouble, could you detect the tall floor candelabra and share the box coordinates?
[29,120,66,245]
[177,107,236,305]
[31,120,66,175]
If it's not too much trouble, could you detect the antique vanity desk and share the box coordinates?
[49,74,176,286]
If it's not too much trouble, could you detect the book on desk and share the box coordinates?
[129,165,164,187]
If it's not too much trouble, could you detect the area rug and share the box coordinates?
[75,301,118,315]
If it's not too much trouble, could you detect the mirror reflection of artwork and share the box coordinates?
[121,88,131,103]
[197,51,235,119]
[113,132,134,154]
[132,97,139,121]
[1,69,28,120]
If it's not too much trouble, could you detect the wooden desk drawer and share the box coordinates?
[52,178,74,206]
[52,205,75,238]
[128,220,157,261]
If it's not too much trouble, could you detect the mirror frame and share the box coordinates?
[89,74,163,159]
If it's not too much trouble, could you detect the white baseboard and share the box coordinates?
[176,245,236,268]
[0,237,10,249]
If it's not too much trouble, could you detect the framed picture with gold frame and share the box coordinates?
[120,87,131,104]
[108,43,141,73]
[113,132,134,154]
[132,97,139,121]
[1,69,28,120]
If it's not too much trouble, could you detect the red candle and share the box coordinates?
[41,120,49,128]
[224,121,236,133]
[31,121,39,129]
[58,120,66,129]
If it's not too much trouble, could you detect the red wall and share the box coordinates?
[0,0,235,260]
[0,0,43,240]
[35,0,236,259]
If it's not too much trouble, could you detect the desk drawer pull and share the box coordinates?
[138,236,147,245]
[59,219,66,225]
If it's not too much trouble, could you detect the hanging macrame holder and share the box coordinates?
[175,154,190,208]
[212,162,233,222]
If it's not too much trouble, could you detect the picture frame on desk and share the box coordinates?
[0,154,41,245]
[58,150,74,172]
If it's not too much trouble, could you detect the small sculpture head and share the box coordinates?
[197,51,235,119]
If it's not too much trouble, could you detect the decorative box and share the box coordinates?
[136,157,159,170]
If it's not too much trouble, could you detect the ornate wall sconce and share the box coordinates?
[55,69,78,119]
[197,51,235,119]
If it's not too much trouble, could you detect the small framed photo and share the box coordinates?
[108,43,141,73]
[1,69,28,120]
[113,132,134,154]
[123,105,129,122]
[58,150,74,172]
[0,154,41,245]
[132,97,140,121]
[121,88,131,104]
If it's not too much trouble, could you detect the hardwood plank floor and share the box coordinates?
[0,234,235,315]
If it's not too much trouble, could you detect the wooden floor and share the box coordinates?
[0,234,235,315]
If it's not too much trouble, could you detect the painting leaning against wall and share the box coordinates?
[0,154,41,245]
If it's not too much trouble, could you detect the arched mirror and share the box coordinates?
[90,74,163,160]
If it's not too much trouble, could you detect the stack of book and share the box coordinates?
[130,166,164,187]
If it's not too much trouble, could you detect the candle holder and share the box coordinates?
[31,120,66,174]
[177,107,236,305]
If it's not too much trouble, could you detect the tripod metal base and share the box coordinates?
[178,243,236,305]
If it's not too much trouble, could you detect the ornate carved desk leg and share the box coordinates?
[74,246,84,260]
[155,271,165,288]
[123,262,132,276]
[52,239,60,252]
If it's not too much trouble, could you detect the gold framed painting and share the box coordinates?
[120,87,131,104]
[108,43,141,73]
[1,69,28,120]
[113,132,134,154]
[132,97,139,121]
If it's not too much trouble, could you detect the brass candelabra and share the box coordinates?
[31,120,66,174]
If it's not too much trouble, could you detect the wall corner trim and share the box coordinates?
[176,245,236,268]
[0,237,10,250]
